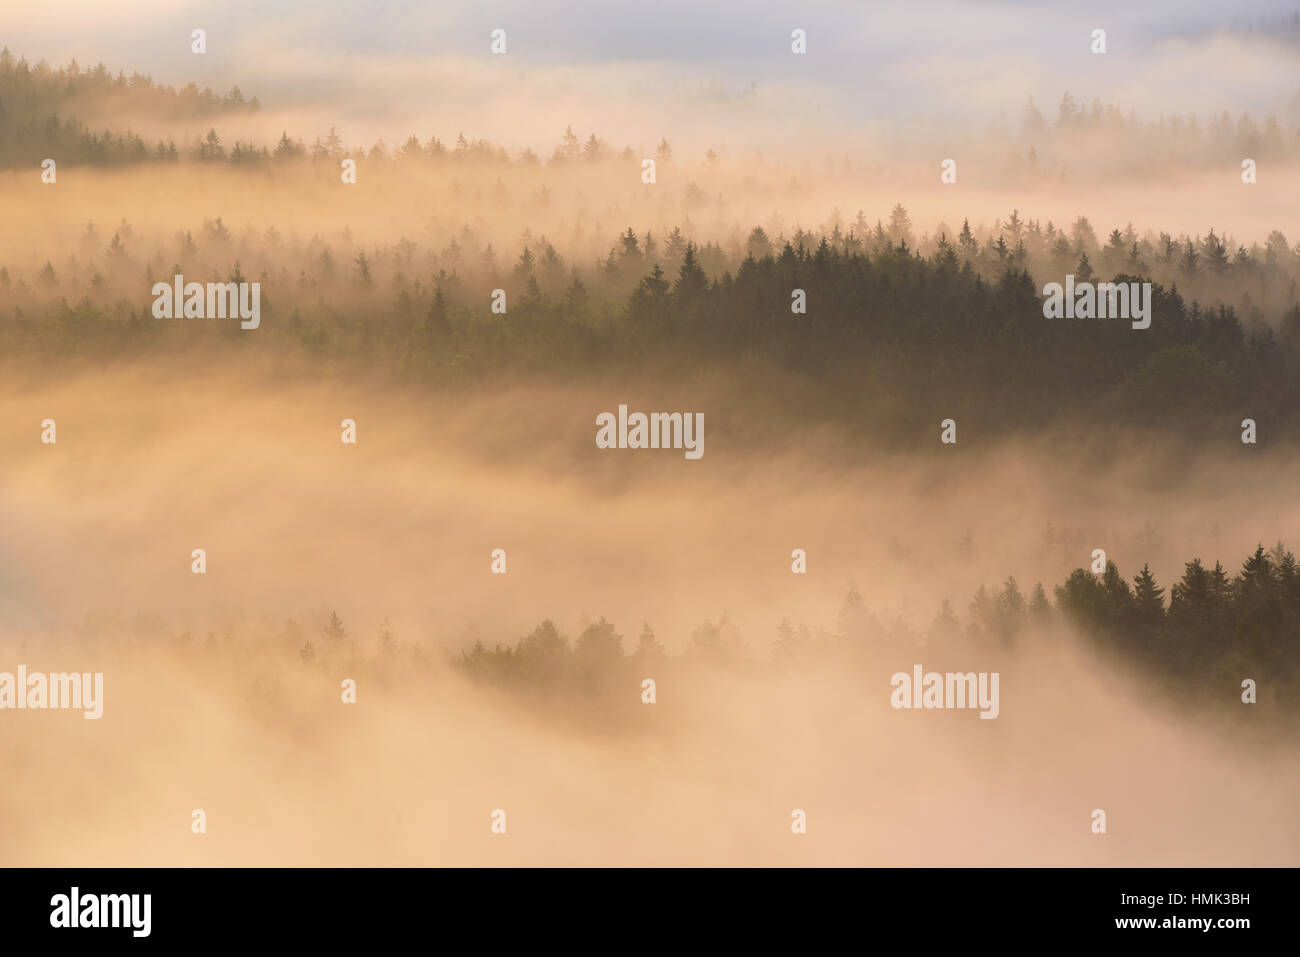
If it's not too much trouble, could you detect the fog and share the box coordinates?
[5,360,1300,638]
[8,0,1300,151]
[2,157,1298,315]
[1,363,1297,865]
[3,11,1299,867]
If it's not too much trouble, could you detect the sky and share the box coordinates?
[4,1,1300,151]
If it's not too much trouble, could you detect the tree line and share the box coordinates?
[0,48,258,167]
[5,218,1299,444]
[5,46,1300,170]
[447,542,1299,709]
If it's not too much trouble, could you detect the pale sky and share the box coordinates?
[5,0,1300,151]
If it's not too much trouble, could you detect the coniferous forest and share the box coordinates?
[2,46,1299,700]
[1,11,1298,872]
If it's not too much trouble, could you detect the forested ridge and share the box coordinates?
[133,542,1297,718]
[284,541,1297,712]
[6,45,1300,445]
[5,45,1300,170]
[0,48,259,167]
[5,48,1300,702]
[4,225,1300,443]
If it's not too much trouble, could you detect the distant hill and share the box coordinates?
[0,48,258,167]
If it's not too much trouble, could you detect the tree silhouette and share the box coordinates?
[322,611,348,644]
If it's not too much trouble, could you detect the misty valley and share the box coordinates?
[0,23,1298,870]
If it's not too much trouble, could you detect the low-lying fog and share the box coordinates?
[0,362,1296,865]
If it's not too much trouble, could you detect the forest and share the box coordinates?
[3,216,1299,445]
[3,46,1298,715]
[4,52,1300,444]
[3,9,1299,870]
[5,49,1300,423]
[4,45,1300,170]
[438,542,1297,713]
